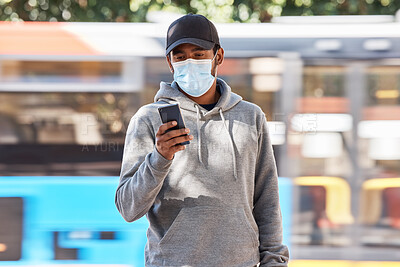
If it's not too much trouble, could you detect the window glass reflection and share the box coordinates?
[0,92,139,145]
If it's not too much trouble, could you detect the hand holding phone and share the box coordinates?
[156,103,192,160]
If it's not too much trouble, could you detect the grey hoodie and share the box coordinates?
[115,78,289,267]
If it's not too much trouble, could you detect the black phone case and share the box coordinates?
[158,103,190,145]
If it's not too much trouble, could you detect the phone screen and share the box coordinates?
[158,103,190,145]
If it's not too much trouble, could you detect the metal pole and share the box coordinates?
[278,52,303,178]
[346,61,366,260]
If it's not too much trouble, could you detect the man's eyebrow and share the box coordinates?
[172,49,184,55]
[191,47,206,52]
[172,47,207,55]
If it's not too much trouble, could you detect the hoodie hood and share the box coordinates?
[154,78,242,179]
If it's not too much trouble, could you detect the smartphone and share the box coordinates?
[158,103,190,145]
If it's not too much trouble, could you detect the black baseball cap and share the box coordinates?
[166,14,220,56]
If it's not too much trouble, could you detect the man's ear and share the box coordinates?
[216,47,224,66]
[166,55,174,73]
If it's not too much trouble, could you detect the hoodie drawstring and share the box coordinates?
[219,108,238,180]
[194,104,238,180]
[195,104,204,166]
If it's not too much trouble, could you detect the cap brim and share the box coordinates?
[166,37,215,56]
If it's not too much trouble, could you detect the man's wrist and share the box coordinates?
[150,146,173,171]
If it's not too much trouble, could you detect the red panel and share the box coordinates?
[296,97,349,113]
[0,22,98,55]
[363,106,400,120]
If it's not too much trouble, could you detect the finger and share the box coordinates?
[163,128,190,141]
[157,128,187,144]
[157,121,177,137]
[167,134,193,147]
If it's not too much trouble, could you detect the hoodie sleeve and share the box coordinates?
[115,114,172,222]
[253,113,290,266]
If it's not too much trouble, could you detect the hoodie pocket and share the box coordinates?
[158,206,259,265]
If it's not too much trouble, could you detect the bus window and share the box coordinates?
[384,187,400,229]
[359,65,400,176]
[294,185,329,245]
[0,92,140,145]
[366,66,400,108]
[360,178,400,247]
[303,66,345,96]
[292,176,353,247]
[288,65,353,178]
[300,66,347,113]
[0,92,141,176]
[0,197,23,261]
[249,57,282,119]
[357,64,400,249]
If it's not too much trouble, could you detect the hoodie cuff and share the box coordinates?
[149,146,173,172]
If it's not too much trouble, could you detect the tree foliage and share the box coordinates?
[1,0,400,22]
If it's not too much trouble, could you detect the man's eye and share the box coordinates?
[195,54,205,57]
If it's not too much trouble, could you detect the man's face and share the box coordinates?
[166,43,223,77]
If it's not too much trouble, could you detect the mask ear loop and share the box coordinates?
[212,50,218,78]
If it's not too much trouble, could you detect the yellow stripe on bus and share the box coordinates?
[43,266,131,267]
[362,178,400,190]
[289,260,400,267]
[357,262,400,267]
[289,260,353,267]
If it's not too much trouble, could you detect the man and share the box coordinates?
[115,14,289,267]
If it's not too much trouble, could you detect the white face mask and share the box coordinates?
[172,52,217,97]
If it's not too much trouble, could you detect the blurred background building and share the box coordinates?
[1,1,400,266]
